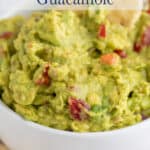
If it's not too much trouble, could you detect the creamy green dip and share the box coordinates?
[0,10,150,132]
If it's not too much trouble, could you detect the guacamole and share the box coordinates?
[0,10,150,132]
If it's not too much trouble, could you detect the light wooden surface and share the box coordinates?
[0,141,8,150]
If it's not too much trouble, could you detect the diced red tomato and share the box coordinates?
[100,53,119,65]
[98,24,106,38]
[133,42,142,53]
[68,97,90,121]
[133,26,150,53]
[114,49,127,58]
[146,10,150,14]
[0,32,13,39]
[36,76,50,86]
[35,64,50,86]
[141,26,150,46]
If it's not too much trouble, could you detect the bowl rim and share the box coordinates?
[0,100,150,138]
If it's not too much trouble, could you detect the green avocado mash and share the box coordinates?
[0,10,150,132]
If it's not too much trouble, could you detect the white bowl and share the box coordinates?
[0,1,150,150]
[1,101,150,150]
